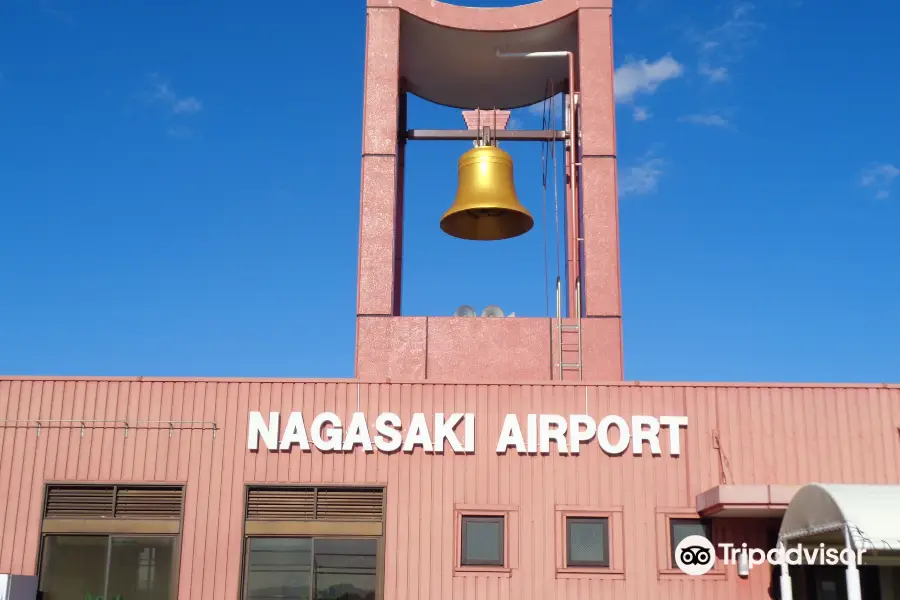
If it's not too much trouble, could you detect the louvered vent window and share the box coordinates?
[44,485,184,520]
[246,486,384,522]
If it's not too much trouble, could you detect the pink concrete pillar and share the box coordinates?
[357,8,401,317]
[577,8,620,320]
[577,7,623,378]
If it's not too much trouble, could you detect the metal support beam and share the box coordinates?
[406,129,568,142]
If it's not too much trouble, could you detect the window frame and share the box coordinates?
[565,517,610,568]
[459,515,506,567]
[656,509,724,578]
[669,518,713,569]
[554,506,624,579]
[36,482,185,599]
[240,484,387,600]
[241,534,382,600]
[453,506,516,576]
[37,532,181,600]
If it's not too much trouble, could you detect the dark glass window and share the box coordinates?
[39,535,176,600]
[670,519,713,568]
[244,537,377,600]
[565,518,610,567]
[39,536,108,600]
[460,516,504,567]
[314,539,377,600]
[245,538,312,600]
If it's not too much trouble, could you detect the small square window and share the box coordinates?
[461,516,504,566]
[566,517,610,567]
[670,519,712,568]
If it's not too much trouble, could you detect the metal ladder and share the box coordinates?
[555,276,583,380]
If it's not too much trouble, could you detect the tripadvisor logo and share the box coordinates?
[674,535,867,576]
[675,535,716,576]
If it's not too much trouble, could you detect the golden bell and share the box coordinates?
[440,145,534,241]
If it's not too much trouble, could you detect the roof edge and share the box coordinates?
[0,376,898,389]
[367,0,611,31]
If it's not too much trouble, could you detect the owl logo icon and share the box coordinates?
[675,535,716,576]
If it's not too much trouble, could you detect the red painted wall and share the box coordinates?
[2,377,898,599]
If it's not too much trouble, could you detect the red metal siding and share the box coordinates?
[1,378,898,600]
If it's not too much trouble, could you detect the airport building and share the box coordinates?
[1,1,899,599]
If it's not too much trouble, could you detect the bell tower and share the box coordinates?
[355,0,622,382]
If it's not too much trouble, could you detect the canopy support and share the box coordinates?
[778,541,793,599]
[778,523,864,600]
[844,524,863,600]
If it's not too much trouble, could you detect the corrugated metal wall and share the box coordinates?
[1,378,898,599]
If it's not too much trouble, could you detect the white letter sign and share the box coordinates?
[248,411,687,457]
[248,411,279,452]
[496,414,526,453]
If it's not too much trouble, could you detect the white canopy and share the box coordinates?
[779,483,900,552]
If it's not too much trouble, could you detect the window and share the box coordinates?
[244,537,377,600]
[454,507,517,575]
[460,516,504,567]
[242,486,384,600]
[555,508,623,577]
[670,519,712,568]
[565,517,610,567]
[39,535,177,600]
[39,536,107,600]
[37,484,184,600]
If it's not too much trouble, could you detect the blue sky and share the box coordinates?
[1,0,897,383]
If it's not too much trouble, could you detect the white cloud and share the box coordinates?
[633,106,651,121]
[147,75,202,116]
[614,55,684,104]
[702,2,762,57]
[690,2,763,81]
[523,58,680,122]
[678,113,731,128]
[619,154,666,196]
[860,163,899,199]
[699,64,729,82]
[172,97,202,115]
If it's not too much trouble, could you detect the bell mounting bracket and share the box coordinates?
[405,129,568,142]
[407,107,568,143]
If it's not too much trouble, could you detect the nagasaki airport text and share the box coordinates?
[248,411,688,456]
